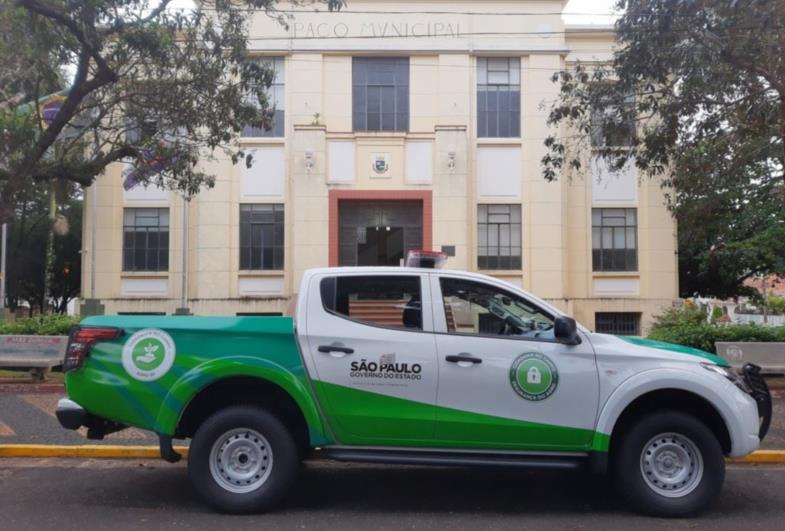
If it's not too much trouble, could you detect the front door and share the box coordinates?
[430,275,600,451]
[338,201,422,266]
[303,272,438,446]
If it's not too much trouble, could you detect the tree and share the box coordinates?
[0,0,343,220]
[5,182,81,314]
[543,0,785,299]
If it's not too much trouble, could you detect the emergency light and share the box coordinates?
[405,250,447,269]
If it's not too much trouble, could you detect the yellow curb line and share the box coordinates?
[727,450,785,464]
[0,445,783,463]
[0,444,189,459]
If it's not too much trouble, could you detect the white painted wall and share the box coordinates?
[120,278,169,296]
[593,277,640,296]
[238,276,285,296]
[477,147,521,198]
[240,147,285,199]
[405,141,433,184]
[122,168,170,205]
[328,141,355,183]
[591,156,638,204]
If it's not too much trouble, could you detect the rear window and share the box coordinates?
[320,276,422,330]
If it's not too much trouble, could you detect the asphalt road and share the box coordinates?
[0,460,784,530]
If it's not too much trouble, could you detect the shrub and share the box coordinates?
[648,305,785,352]
[766,295,785,316]
[649,304,708,329]
[0,314,79,336]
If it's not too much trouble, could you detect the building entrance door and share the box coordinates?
[338,201,423,266]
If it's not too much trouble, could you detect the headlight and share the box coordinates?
[701,363,751,393]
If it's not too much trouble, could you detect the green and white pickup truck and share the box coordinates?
[57,266,772,517]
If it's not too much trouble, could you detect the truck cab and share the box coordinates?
[56,265,771,517]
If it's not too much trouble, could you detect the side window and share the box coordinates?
[440,278,555,340]
[321,275,422,331]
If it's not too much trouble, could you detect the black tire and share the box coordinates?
[188,405,299,514]
[613,410,725,517]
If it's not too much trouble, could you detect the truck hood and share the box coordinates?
[587,333,731,368]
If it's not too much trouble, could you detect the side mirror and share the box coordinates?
[554,316,581,346]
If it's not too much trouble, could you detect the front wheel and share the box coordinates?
[188,405,299,514]
[614,411,725,517]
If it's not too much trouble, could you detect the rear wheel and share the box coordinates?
[188,405,299,514]
[614,411,725,517]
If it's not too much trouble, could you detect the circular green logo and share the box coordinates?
[132,338,166,371]
[122,329,176,381]
[510,352,559,401]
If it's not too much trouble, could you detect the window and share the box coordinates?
[590,93,636,148]
[123,208,169,272]
[126,117,157,145]
[243,57,285,138]
[478,204,522,270]
[595,312,641,335]
[352,57,409,132]
[592,208,638,272]
[321,275,422,330]
[125,99,158,145]
[440,278,554,339]
[240,204,284,270]
[477,57,521,138]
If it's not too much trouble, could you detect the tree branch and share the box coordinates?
[15,0,114,76]
[102,0,173,35]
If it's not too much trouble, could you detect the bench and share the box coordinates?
[715,342,785,375]
[0,335,68,381]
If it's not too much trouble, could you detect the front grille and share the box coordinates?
[742,363,773,440]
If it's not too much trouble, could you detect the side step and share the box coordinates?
[320,447,588,470]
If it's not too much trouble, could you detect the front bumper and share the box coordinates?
[741,363,773,441]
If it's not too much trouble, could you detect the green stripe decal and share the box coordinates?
[314,380,602,452]
[619,336,730,367]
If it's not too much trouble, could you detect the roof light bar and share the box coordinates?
[405,250,448,269]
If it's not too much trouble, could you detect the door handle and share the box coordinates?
[445,353,482,365]
[318,345,355,355]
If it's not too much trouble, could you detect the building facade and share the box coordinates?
[81,0,678,334]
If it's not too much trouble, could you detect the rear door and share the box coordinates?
[430,274,600,451]
[302,271,438,446]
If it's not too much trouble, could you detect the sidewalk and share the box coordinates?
[1,381,783,449]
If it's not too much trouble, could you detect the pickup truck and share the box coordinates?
[56,266,772,517]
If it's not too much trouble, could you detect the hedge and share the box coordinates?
[647,305,785,352]
[0,314,79,336]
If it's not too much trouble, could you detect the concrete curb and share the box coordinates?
[0,383,65,394]
[0,444,784,463]
[0,444,189,459]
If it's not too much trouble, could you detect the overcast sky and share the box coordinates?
[168,0,620,25]
[563,0,619,25]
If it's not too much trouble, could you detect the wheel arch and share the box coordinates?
[174,376,314,455]
[597,370,736,456]
[608,388,732,455]
[153,356,331,448]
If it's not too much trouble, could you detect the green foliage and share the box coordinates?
[1,0,344,218]
[765,295,785,316]
[0,314,78,336]
[4,182,81,314]
[544,0,785,300]
[649,304,708,329]
[648,305,785,352]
